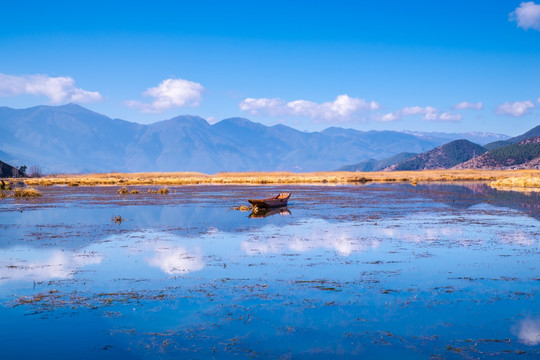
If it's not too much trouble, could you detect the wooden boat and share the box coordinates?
[248,192,291,209]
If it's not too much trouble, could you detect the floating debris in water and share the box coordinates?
[148,187,169,194]
[231,205,252,212]
[111,215,126,224]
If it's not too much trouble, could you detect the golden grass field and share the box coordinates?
[489,175,540,193]
[10,169,539,187]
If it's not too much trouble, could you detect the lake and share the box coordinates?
[0,183,538,359]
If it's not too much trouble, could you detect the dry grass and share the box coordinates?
[148,187,169,194]
[14,188,42,197]
[489,176,540,193]
[16,169,540,187]
[111,215,126,224]
[117,186,140,194]
[231,205,252,212]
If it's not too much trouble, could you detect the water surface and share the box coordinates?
[0,183,538,359]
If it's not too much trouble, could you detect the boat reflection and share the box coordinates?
[249,206,291,218]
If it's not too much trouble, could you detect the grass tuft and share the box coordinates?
[14,188,42,197]
[111,215,125,224]
[148,187,169,194]
[231,205,252,212]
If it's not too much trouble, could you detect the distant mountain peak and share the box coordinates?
[29,103,88,111]
[157,115,209,127]
[215,117,263,128]
[401,130,510,145]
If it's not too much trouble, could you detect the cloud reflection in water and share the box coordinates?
[514,317,540,346]
[146,245,204,275]
[241,219,381,256]
[499,231,536,247]
[0,230,205,284]
[0,248,103,283]
[100,230,206,276]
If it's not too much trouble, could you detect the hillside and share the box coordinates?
[385,140,487,171]
[0,104,458,174]
[484,124,540,150]
[337,152,417,172]
[454,136,540,170]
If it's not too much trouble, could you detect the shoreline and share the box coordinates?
[6,169,539,187]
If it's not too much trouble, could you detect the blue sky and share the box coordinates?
[1,1,540,136]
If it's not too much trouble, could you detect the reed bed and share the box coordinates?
[16,169,539,187]
[489,176,540,193]
[13,188,42,197]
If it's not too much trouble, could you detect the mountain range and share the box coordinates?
[454,136,540,170]
[345,130,540,172]
[0,104,511,174]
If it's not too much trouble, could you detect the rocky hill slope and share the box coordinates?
[337,152,417,171]
[484,125,540,150]
[454,136,540,170]
[385,140,487,171]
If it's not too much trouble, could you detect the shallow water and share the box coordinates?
[0,183,538,359]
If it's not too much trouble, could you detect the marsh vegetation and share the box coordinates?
[17,169,540,187]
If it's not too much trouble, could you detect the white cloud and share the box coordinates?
[206,116,218,124]
[453,101,483,110]
[510,1,540,31]
[239,94,379,123]
[495,100,534,117]
[438,111,463,122]
[239,97,285,116]
[537,97,540,103]
[126,78,204,113]
[0,73,102,104]
[375,106,461,122]
[377,112,400,122]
